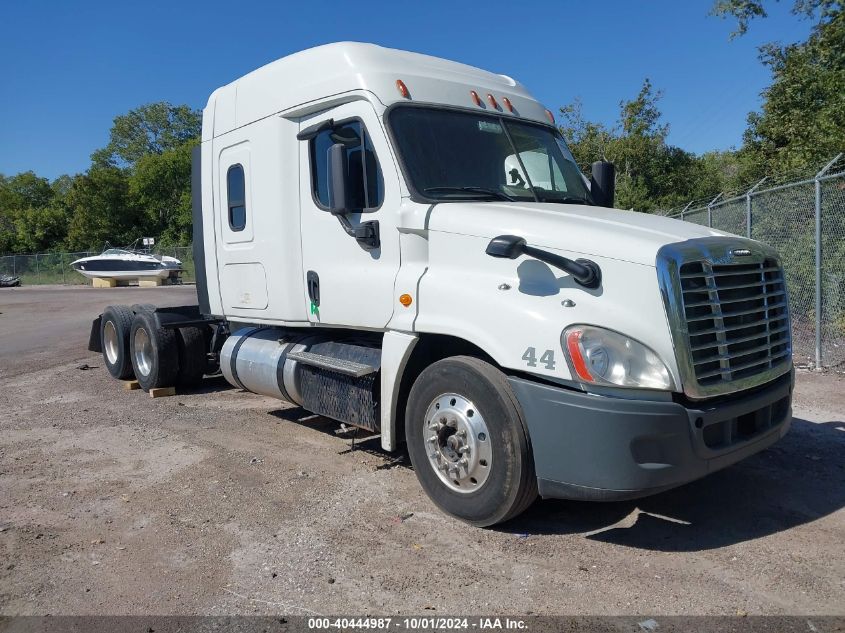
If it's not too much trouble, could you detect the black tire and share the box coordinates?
[100,305,135,380]
[405,356,538,527]
[177,326,207,387]
[130,303,157,314]
[129,310,179,391]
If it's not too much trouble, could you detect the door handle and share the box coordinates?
[307,270,320,307]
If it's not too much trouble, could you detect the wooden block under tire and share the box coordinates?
[92,277,117,288]
[122,380,140,390]
[149,386,176,398]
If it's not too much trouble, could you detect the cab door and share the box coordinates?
[298,102,401,328]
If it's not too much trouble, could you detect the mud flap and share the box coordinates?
[88,315,103,353]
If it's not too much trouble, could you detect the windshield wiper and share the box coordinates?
[536,194,592,205]
[424,186,515,202]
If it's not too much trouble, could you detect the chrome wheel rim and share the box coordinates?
[103,320,119,365]
[423,393,492,493]
[133,327,152,377]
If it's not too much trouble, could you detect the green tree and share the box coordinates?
[0,171,57,252]
[129,141,196,245]
[612,79,672,210]
[558,98,614,171]
[559,80,725,211]
[710,0,841,36]
[91,102,201,169]
[50,174,74,198]
[0,177,13,253]
[745,12,844,176]
[0,171,54,211]
[712,0,845,178]
[65,167,146,251]
[12,204,69,253]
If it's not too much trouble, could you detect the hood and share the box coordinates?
[425,202,728,266]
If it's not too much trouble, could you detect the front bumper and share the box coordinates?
[508,371,793,501]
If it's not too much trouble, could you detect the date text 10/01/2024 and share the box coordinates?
[307,618,528,630]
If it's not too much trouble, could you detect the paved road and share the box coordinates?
[0,285,197,378]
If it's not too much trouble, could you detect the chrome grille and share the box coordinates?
[657,237,793,399]
[680,259,791,386]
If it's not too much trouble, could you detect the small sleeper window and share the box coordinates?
[227,164,246,231]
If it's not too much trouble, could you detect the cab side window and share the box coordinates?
[227,164,246,231]
[310,120,384,210]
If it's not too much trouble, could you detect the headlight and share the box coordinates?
[562,325,674,390]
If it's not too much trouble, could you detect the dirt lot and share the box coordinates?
[0,285,843,616]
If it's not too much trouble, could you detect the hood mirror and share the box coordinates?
[486,235,527,259]
[486,234,602,289]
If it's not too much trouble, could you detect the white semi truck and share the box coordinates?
[90,43,793,526]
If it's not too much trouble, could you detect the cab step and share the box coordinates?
[287,350,377,377]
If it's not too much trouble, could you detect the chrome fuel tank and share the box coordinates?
[220,328,318,406]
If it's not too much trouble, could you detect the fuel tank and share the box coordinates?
[219,327,382,431]
[220,328,317,405]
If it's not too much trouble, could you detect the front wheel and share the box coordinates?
[405,356,537,526]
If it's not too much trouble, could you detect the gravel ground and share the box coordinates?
[0,285,843,616]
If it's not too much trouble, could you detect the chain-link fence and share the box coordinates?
[0,246,196,286]
[659,154,845,370]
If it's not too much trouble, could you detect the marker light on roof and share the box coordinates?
[395,79,410,99]
[470,90,482,107]
[502,97,514,113]
[545,109,555,124]
[487,94,498,109]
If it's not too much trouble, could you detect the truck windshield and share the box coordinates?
[388,106,593,205]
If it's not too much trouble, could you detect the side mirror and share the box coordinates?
[327,143,349,215]
[486,234,602,289]
[325,141,380,251]
[485,235,527,259]
[590,161,616,208]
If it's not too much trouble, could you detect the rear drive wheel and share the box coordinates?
[177,326,207,387]
[405,356,538,526]
[129,310,179,391]
[100,305,135,380]
[130,303,157,314]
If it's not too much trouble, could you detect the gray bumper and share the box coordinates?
[509,371,793,501]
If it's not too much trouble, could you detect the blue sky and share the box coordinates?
[0,0,811,180]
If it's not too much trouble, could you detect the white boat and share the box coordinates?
[70,241,183,281]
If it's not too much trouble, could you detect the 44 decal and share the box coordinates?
[522,347,556,370]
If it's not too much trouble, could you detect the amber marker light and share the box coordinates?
[545,109,555,124]
[502,97,514,113]
[470,90,482,107]
[396,79,410,99]
[399,294,413,307]
[487,93,499,109]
